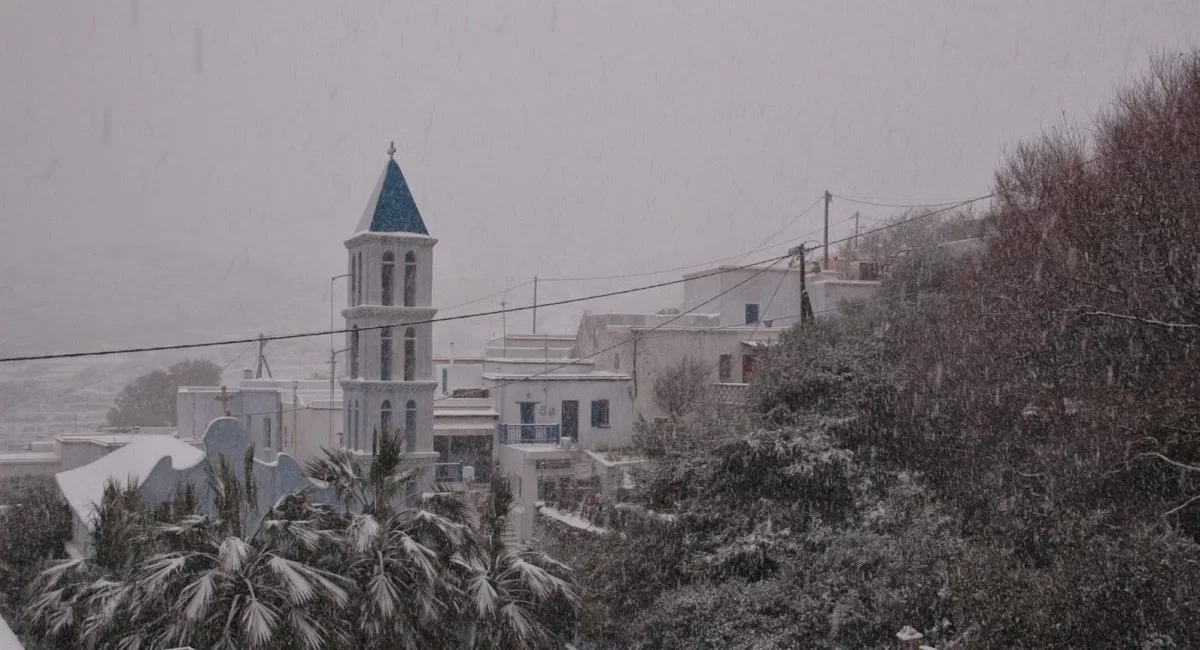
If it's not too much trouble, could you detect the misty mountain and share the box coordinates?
[0,237,329,354]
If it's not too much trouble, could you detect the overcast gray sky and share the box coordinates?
[3,1,1198,357]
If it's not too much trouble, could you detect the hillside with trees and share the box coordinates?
[545,52,1200,649]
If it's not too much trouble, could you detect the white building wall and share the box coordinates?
[0,454,60,480]
[682,267,805,328]
[809,279,880,317]
[176,388,281,460]
[490,378,634,449]
[434,362,485,396]
[574,315,784,422]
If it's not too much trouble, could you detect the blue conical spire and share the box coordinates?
[356,143,429,235]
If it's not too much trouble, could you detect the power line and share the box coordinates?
[2,193,991,366]
[0,253,792,365]
[440,279,534,312]
[540,194,826,283]
[831,194,979,209]
[730,194,825,266]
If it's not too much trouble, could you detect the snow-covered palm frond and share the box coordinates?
[396,532,440,583]
[366,569,403,618]
[266,554,349,606]
[345,514,381,553]
[177,570,216,621]
[500,601,539,645]
[240,597,279,648]
[504,556,568,602]
[139,554,189,591]
[466,570,499,618]
[217,536,251,572]
[287,610,326,650]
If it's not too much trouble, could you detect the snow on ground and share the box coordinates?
[539,505,608,534]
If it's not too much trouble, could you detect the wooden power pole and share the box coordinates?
[823,190,832,269]
[788,245,815,323]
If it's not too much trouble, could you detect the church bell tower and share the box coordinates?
[340,142,439,476]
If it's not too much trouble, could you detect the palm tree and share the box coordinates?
[26,431,581,649]
[23,478,151,647]
[458,472,580,650]
[27,455,352,650]
[304,427,474,649]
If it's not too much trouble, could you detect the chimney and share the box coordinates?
[449,341,455,365]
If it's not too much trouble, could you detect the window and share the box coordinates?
[718,354,732,381]
[404,327,416,381]
[381,251,395,305]
[381,400,392,436]
[353,400,360,451]
[380,327,392,380]
[745,303,760,325]
[350,326,359,378]
[349,255,356,307]
[441,368,448,394]
[403,251,417,307]
[244,415,252,436]
[264,417,272,448]
[590,399,610,428]
[742,355,756,380]
[357,253,364,305]
[614,353,620,370]
[405,400,417,452]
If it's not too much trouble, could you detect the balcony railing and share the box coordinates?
[712,382,749,405]
[434,462,464,483]
[498,423,561,444]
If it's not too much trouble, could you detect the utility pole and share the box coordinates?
[788,245,815,323]
[853,211,860,253]
[823,190,832,269]
[532,275,538,334]
[255,334,272,379]
[501,300,508,354]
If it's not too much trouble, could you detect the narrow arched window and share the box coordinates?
[356,253,364,305]
[349,255,356,308]
[381,252,395,306]
[404,327,416,381]
[380,327,392,380]
[381,400,392,436]
[405,399,417,452]
[403,251,417,307]
[350,326,359,378]
[353,400,360,451]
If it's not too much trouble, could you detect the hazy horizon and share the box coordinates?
[4,1,1199,363]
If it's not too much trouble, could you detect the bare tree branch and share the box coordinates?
[1137,452,1200,474]
[1077,309,1198,330]
[1164,494,1200,519]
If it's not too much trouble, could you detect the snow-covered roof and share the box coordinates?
[0,450,58,463]
[354,157,429,235]
[741,339,778,349]
[434,409,499,418]
[482,371,629,381]
[54,432,176,447]
[55,435,204,526]
[0,613,23,649]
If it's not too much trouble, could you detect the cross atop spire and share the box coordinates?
[387,141,396,160]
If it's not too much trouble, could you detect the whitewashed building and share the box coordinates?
[679,263,880,326]
[572,312,785,421]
